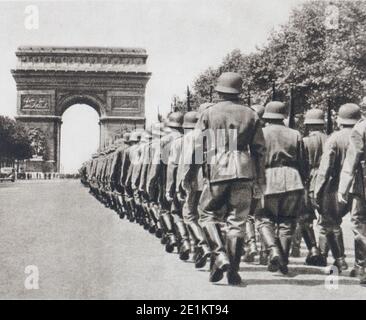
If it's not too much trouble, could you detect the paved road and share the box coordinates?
[0,180,365,299]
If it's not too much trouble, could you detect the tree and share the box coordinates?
[0,116,33,165]
[188,0,366,119]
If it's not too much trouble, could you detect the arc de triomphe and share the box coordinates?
[12,46,151,172]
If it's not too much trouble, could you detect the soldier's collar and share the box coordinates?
[217,97,240,102]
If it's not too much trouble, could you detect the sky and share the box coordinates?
[0,0,304,172]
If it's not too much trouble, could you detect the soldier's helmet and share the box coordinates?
[304,108,325,125]
[251,104,265,118]
[107,145,116,153]
[129,130,142,143]
[215,72,243,94]
[338,103,361,125]
[263,101,287,120]
[122,132,131,143]
[167,111,184,128]
[183,111,199,129]
[114,138,124,146]
[151,122,165,137]
[198,102,214,113]
[140,129,152,142]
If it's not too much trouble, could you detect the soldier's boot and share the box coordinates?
[144,204,156,234]
[242,220,258,263]
[258,224,286,273]
[327,231,348,273]
[319,227,330,267]
[124,198,131,221]
[360,272,366,286]
[140,204,149,230]
[290,223,302,258]
[135,203,142,225]
[302,223,322,266]
[339,229,348,270]
[277,236,291,275]
[175,221,191,261]
[350,263,365,278]
[187,222,211,269]
[258,234,269,265]
[142,207,149,229]
[203,223,230,283]
[259,250,270,266]
[351,237,366,284]
[226,236,244,286]
[117,195,125,219]
[160,212,177,253]
[150,205,163,238]
[111,194,118,211]
[128,199,136,222]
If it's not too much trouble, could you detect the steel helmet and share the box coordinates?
[151,122,165,137]
[304,108,325,125]
[215,72,243,94]
[251,104,265,118]
[167,111,184,128]
[183,111,199,129]
[140,130,152,142]
[263,101,287,120]
[129,130,142,143]
[122,132,131,143]
[337,103,361,125]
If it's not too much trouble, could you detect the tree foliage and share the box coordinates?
[181,1,366,115]
[0,116,33,162]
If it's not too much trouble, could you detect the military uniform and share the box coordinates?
[337,104,366,284]
[147,112,184,253]
[292,109,327,266]
[166,124,191,260]
[195,72,266,285]
[175,111,211,267]
[314,128,352,271]
[121,131,142,222]
[256,101,306,275]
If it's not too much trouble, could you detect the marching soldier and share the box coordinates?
[139,123,166,237]
[242,104,266,263]
[195,72,266,285]
[147,112,184,253]
[333,103,366,285]
[256,101,306,275]
[314,105,358,272]
[121,131,142,222]
[293,109,326,266]
[110,133,130,219]
[176,111,211,267]
[166,115,192,261]
[131,130,152,228]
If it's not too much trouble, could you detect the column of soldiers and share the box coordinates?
[80,72,366,286]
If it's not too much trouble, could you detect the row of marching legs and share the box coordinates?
[87,186,357,284]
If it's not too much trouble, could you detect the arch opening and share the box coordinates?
[60,104,100,174]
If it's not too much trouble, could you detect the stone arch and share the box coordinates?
[57,94,106,117]
[12,46,151,173]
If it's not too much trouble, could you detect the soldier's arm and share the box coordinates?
[166,138,182,198]
[314,137,337,200]
[297,134,308,184]
[250,118,266,187]
[301,138,311,189]
[339,123,365,196]
[120,149,131,187]
[146,142,162,196]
